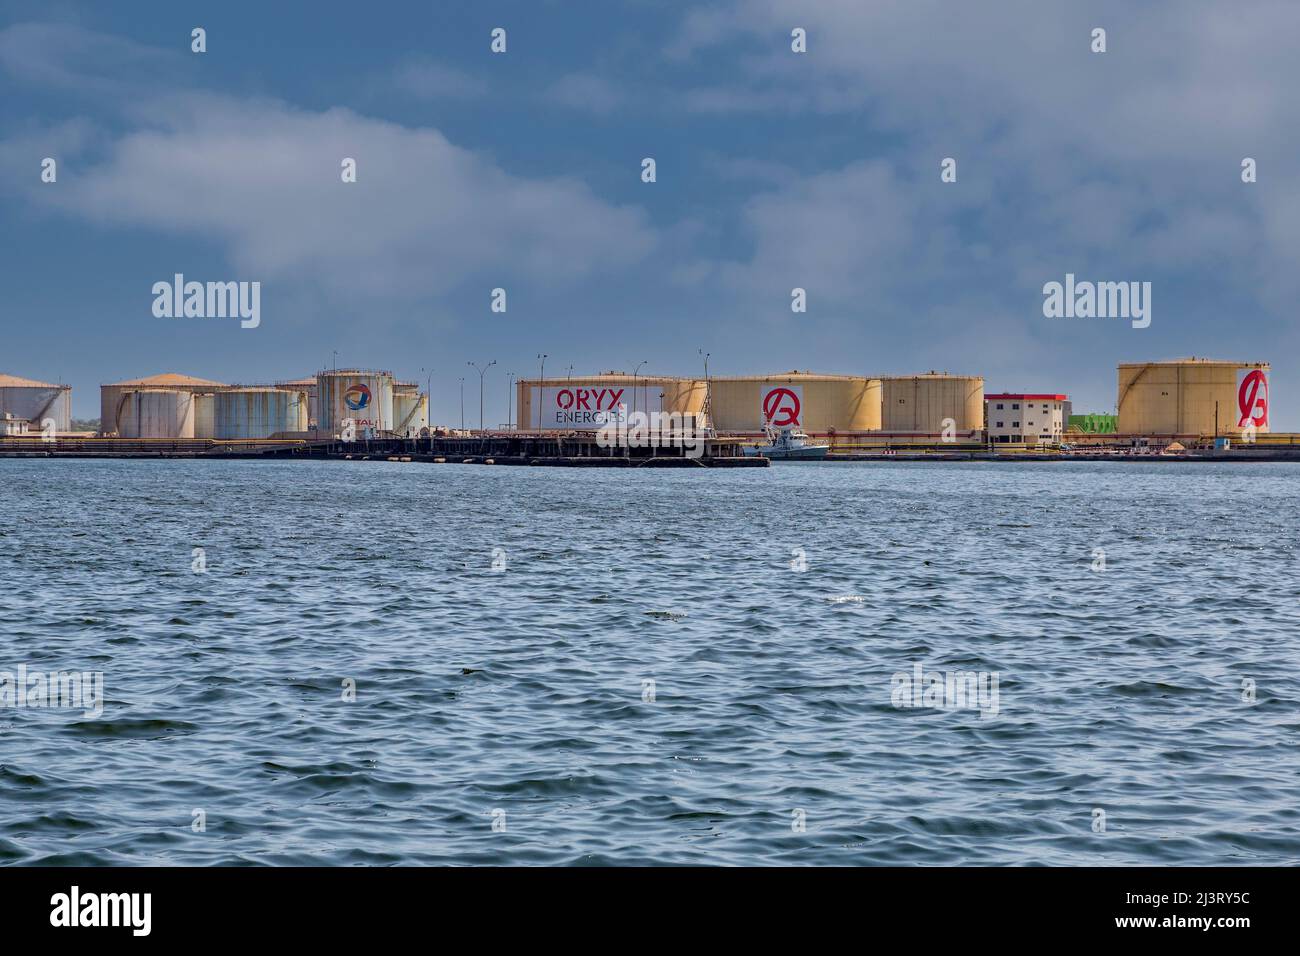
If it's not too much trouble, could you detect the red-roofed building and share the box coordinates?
[985,393,1070,445]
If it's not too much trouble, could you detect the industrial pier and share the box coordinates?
[7,432,1300,463]
[0,433,769,467]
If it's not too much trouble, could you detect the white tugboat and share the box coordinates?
[743,423,831,460]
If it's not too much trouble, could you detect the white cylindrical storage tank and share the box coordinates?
[276,378,319,428]
[393,387,429,437]
[0,374,72,431]
[316,370,394,437]
[119,389,196,438]
[193,393,216,439]
[100,373,226,436]
[213,388,307,439]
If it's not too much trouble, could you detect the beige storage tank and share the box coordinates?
[213,388,307,439]
[101,373,226,436]
[517,374,705,431]
[316,370,395,437]
[119,389,196,438]
[0,373,72,431]
[1117,358,1271,436]
[880,373,984,433]
[707,372,881,434]
[393,385,429,437]
[660,378,708,424]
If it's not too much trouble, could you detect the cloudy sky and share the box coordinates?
[2,0,1297,426]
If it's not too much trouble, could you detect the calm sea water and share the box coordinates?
[1,458,1298,866]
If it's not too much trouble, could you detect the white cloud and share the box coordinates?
[718,161,914,302]
[24,93,655,300]
[0,21,181,92]
[543,73,623,115]
[671,0,1300,324]
[0,22,656,306]
[386,59,487,100]
[671,1,1300,165]
[664,7,739,61]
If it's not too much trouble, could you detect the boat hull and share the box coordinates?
[743,445,831,460]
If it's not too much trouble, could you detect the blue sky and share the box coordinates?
[2,0,1298,425]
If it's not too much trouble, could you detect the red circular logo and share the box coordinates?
[763,388,801,427]
[1237,370,1268,428]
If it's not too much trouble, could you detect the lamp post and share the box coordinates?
[458,377,465,431]
[419,366,433,438]
[507,373,515,430]
[631,360,647,415]
[468,360,496,433]
[699,349,710,432]
[536,353,548,431]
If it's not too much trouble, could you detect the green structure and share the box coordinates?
[1068,413,1117,434]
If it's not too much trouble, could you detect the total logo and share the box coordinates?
[762,386,802,428]
[344,383,372,411]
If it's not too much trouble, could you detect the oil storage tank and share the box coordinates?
[101,373,226,436]
[213,388,308,439]
[118,389,196,438]
[277,377,319,428]
[708,372,881,434]
[517,374,705,431]
[393,383,429,437]
[0,373,72,431]
[193,392,216,439]
[1117,358,1271,436]
[316,370,394,437]
[880,373,984,433]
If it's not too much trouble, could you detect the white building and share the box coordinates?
[986,393,1068,445]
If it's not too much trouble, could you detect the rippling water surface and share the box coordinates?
[2,459,1298,865]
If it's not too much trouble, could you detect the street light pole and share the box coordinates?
[631,360,647,416]
[468,360,496,433]
[459,377,465,431]
[507,373,515,430]
[699,348,711,434]
[420,366,434,438]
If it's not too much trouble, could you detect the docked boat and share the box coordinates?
[742,424,831,460]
